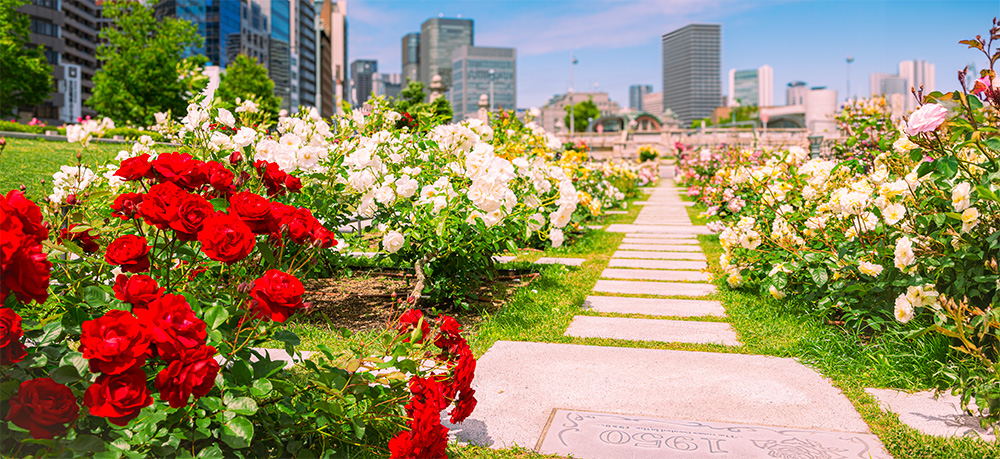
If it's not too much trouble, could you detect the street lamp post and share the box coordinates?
[569,51,578,139]
[488,68,495,112]
[846,55,854,104]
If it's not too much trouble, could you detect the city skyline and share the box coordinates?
[348,0,996,109]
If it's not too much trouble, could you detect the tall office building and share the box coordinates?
[319,0,347,114]
[350,59,377,106]
[661,23,721,126]
[19,0,101,124]
[727,65,772,107]
[237,0,269,67]
[786,81,807,106]
[419,17,473,90]
[402,32,420,83]
[266,0,293,110]
[869,73,907,98]
[898,59,935,111]
[629,85,653,111]
[317,15,333,117]
[296,0,317,108]
[373,73,403,100]
[450,46,515,119]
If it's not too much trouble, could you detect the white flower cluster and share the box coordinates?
[255,108,331,173]
[66,117,115,147]
[49,165,98,204]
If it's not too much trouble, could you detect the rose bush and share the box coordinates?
[682,22,1000,427]
[0,92,480,457]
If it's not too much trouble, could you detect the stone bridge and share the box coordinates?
[563,128,816,161]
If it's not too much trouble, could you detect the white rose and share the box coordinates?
[893,293,914,323]
[217,108,236,127]
[527,213,544,232]
[549,228,564,248]
[768,285,786,300]
[395,176,419,198]
[232,127,256,148]
[382,231,405,253]
[375,185,396,205]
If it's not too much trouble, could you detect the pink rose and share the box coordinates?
[905,103,947,136]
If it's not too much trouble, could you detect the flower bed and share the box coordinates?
[678,24,1000,428]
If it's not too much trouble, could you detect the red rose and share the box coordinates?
[154,345,219,408]
[284,174,302,193]
[1,242,51,305]
[5,378,79,439]
[80,309,151,375]
[84,367,153,426]
[3,190,48,243]
[202,161,235,193]
[396,309,430,343]
[113,274,163,308]
[105,235,150,273]
[114,154,152,181]
[151,152,206,190]
[433,315,463,354]
[0,307,26,365]
[170,193,214,241]
[111,192,144,220]
[311,225,337,248]
[280,207,318,244]
[389,376,448,459]
[228,191,275,234]
[198,212,255,263]
[59,224,100,253]
[134,294,207,361]
[249,269,305,322]
[255,160,295,196]
[138,182,184,229]
[449,387,477,424]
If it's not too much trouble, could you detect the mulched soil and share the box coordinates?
[300,267,537,332]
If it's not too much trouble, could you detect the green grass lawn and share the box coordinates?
[0,138,174,202]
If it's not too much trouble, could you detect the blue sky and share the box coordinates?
[347,0,1000,108]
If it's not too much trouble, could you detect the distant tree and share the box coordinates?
[0,0,53,117]
[391,80,453,126]
[564,98,600,132]
[216,54,281,119]
[87,0,204,126]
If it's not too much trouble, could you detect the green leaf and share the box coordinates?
[258,243,276,266]
[197,444,224,459]
[49,365,82,384]
[35,321,64,346]
[225,396,258,416]
[250,378,272,397]
[809,267,829,286]
[230,360,253,386]
[935,156,959,177]
[272,330,300,346]
[221,416,253,449]
[60,351,88,376]
[83,285,109,307]
[976,185,999,202]
[202,304,229,330]
[209,198,229,212]
[68,435,106,453]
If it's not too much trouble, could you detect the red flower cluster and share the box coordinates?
[59,224,100,253]
[388,377,449,459]
[5,378,79,439]
[249,269,307,322]
[388,311,479,458]
[254,160,302,196]
[1,191,52,305]
[79,294,218,426]
[0,307,26,364]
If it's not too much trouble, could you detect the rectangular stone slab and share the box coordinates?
[493,255,517,263]
[608,259,708,271]
[537,409,891,459]
[622,238,700,245]
[534,257,585,266]
[613,251,706,261]
[593,280,715,297]
[618,243,702,252]
[584,296,724,317]
[607,224,711,235]
[865,388,996,441]
[445,341,876,449]
[603,210,628,214]
[601,268,709,282]
[565,315,739,345]
[623,233,700,240]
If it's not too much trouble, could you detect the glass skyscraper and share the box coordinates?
[661,23,721,126]
[450,46,515,120]
[297,0,316,108]
[402,32,420,84]
[629,85,653,111]
[419,18,473,90]
[268,0,292,110]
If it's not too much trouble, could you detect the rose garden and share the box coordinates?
[1,10,1000,459]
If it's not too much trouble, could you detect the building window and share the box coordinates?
[30,18,59,37]
[32,0,58,9]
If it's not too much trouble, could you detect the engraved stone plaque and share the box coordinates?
[537,410,891,459]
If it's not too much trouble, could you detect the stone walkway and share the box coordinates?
[451,167,893,458]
